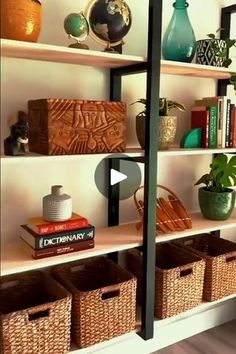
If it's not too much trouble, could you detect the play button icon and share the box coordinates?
[110,169,127,186]
[94,153,142,200]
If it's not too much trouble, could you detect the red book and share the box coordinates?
[232,106,236,148]
[21,238,95,259]
[26,212,88,235]
[191,107,210,148]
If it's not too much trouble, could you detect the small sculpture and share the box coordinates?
[64,12,90,49]
[4,111,29,156]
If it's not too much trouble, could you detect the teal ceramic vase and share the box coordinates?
[198,187,235,221]
[162,0,196,62]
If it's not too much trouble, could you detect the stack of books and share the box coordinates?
[20,212,95,259]
[191,96,236,148]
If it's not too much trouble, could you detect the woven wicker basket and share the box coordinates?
[0,271,71,354]
[174,234,236,301]
[134,184,192,233]
[52,257,137,348]
[126,243,205,319]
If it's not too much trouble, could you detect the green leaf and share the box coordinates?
[225,39,236,48]
[207,33,216,39]
[223,58,232,67]
[216,27,225,33]
[194,174,211,186]
[211,154,236,189]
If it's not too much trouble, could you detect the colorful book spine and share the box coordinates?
[21,238,95,259]
[231,106,236,148]
[191,109,209,148]
[225,98,231,148]
[20,224,95,249]
[201,97,222,148]
[27,213,88,235]
[208,106,217,148]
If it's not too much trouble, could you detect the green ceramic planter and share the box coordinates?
[198,187,235,221]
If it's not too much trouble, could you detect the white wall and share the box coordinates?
[1,0,235,243]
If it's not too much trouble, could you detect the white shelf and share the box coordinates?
[69,293,236,353]
[1,39,144,68]
[160,59,232,79]
[1,39,232,79]
[2,211,236,276]
[1,147,236,162]
[0,148,144,162]
[158,147,236,156]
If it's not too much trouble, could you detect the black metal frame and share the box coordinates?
[109,0,163,340]
[217,4,236,96]
[108,1,234,343]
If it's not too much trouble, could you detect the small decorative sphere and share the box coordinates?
[87,0,132,45]
[64,13,89,42]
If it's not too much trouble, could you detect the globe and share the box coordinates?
[64,12,89,49]
[86,0,132,50]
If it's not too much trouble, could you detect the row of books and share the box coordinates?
[20,212,95,259]
[191,96,236,148]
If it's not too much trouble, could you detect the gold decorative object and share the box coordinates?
[158,116,177,150]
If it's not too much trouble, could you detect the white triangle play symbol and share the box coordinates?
[110,168,127,186]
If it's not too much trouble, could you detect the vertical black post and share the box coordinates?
[108,158,120,227]
[110,69,122,102]
[107,157,120,263]
[108,73,122,262]
[217,5,236,96]
[139,0,163,340]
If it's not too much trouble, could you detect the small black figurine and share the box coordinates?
[4,111,29,156]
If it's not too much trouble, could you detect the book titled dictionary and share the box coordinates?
[26,212,88,235]
[20,224,95,249]
[21,238,95,259]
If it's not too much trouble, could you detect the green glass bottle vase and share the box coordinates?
[162,0,196,63]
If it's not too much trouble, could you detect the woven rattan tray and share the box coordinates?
[134,184,192,233]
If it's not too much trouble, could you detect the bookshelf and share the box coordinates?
[1,1,236,353]
[1,147,236,161]
[68,293,236,354]
[2,210,236,276]
[1,38,232,79]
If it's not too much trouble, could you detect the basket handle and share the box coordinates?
[1,279,20,290]
[100,285,121,300]
[27,305,51,322]
[178,264,193,278]
[134,184,180,206]
[225,252,236,263]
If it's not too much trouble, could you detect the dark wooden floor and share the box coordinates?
[154,320,236,354]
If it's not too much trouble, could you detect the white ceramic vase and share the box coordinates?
[43,185,72,222]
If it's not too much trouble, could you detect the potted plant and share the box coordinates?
[132,98,186,150]
[195,153,236,221]
[196,28,236,67]
[196,28,236,93]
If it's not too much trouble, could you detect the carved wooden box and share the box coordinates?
[28,99,126,155]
